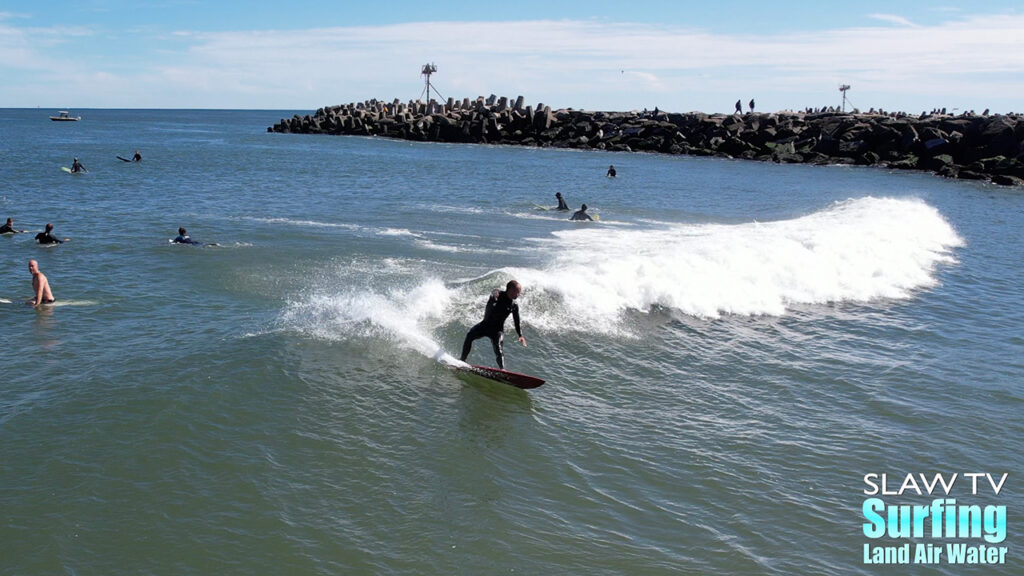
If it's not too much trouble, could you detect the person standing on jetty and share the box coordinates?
[555,192,570,211]
[735,100,742,114]
[749,99,756,113]
[27,259,55,307]
[460,280,527,370]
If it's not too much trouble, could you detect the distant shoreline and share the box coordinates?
[270,96,1024,187]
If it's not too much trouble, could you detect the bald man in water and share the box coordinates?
[28,259,55,307]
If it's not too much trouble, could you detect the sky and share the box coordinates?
[2,1,1023,113]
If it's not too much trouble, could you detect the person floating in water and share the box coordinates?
[555,192,570,211]
[71,157,87,173]
[606,165,617,178]
[1,217,27,234]
[460,280,527,370]
[35,223,65,245]
[570,204,593,221]
[132,150,142,162]
[28,259,55,307]
[172,227,203,245]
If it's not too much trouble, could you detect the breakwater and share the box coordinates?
[270,95,1024,186]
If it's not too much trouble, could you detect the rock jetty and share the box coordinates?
[270,95,1024,186]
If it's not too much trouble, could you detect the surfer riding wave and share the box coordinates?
[460,280,527,369]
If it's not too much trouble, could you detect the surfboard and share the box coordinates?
[21,299,97,307]
[47,299,97,307]
[452,364,545,389]
[117,156,132,162]
[60,166,72,173]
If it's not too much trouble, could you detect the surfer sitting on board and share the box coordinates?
[460,280,527,370]
[132,150,142,162]
[570,204,593,221]
[28,259,55,307]
[555,192,570,211]
[35,223,65,245]
[1,217,27,234]
[71,157,87,173]
[172,227,202,245]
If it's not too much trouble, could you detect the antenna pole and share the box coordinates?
[420,63,443,103]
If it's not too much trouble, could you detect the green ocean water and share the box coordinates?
[1,109,1021,575]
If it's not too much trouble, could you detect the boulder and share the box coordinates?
[992,174,1024,186]
[269,101,1023,186]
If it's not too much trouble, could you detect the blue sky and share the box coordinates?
[2,1,1022,113]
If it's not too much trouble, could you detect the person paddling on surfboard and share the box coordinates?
[460,280,527,370]
[71,157,87,173]
[35,223,65,245]
[569,204,593,221]
[555,192,570,211]
[1,217,28,234]
[172,227,203,245]
[27,259,55,307]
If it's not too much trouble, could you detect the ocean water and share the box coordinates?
[0,109,1021,575]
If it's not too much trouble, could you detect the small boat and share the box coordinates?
[49,111,81,122]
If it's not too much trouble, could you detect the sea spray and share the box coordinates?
[279,278,459,359]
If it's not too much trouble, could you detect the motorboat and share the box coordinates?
[49,110,81,121]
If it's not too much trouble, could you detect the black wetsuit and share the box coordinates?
[35,232,62,244]
[460,290,522,369]
[0,223,16,234]
[173,235,201,245]
[570,209,592,221]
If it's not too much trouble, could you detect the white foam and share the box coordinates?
[378,228,421,237]
[414,238,513,255]
[279,197,964,350]
[425,205,488,216]
[237,216,363,231]
[524,196,963,329]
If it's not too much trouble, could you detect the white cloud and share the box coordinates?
[4,14,1024,113]
[0,18,93,69]
[867,14,921,27]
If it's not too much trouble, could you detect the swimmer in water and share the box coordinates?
[172,227,202,245]
[28,259,55,307]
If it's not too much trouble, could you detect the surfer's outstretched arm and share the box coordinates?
[513,306,525,346]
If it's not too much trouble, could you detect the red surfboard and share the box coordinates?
[454,364,545,389]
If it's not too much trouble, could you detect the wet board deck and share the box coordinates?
[452,364,546,389]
